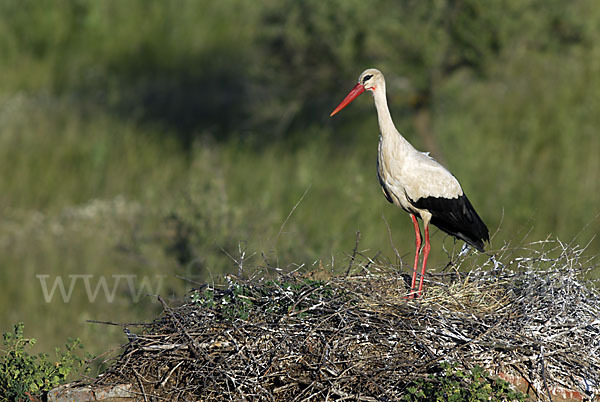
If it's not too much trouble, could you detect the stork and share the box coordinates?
[330,68,489,298]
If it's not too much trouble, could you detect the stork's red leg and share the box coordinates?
[417,224,431,297]
[409,214,421,299]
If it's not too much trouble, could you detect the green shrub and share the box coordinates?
[0,323,90,401]
[402,363,528,402]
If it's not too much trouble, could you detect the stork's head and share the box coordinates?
[330,68,384,117]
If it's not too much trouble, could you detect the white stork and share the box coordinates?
[330,68,489,298]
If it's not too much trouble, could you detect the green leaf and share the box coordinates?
[0,323,89,400]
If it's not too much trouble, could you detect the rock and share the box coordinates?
[47,383,135,402]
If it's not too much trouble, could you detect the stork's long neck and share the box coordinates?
[372,82,412,149]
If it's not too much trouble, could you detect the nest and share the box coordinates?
[96,239,600,401]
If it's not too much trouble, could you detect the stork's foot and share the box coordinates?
[404,290,420,300]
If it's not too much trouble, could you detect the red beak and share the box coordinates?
[330,83,366,117]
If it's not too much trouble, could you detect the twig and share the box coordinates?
[346,231,361,276]
[157,296,203,360]
[381,213,403,265]
[539,346,554,402]
[276,184,311,240]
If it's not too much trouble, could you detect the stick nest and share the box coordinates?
[97,239,600,401]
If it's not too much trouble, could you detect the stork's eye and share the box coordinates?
[362,74,373,84]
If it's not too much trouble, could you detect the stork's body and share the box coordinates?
[331,68,489,298]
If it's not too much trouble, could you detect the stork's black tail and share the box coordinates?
[412,193,489,252]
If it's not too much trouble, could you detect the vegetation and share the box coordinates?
[402,363,527,402]
[0,323,89,401]
[0,0,598,383]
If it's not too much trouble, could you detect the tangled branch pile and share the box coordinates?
[97,239,599,401]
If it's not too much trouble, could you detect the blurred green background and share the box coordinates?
[1,0,599,358]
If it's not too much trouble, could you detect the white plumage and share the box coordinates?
[331,68,489,298]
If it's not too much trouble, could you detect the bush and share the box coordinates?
[402,363,528,402]
[0,323,90,401]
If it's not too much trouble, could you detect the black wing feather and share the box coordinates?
[410,193,489,252]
